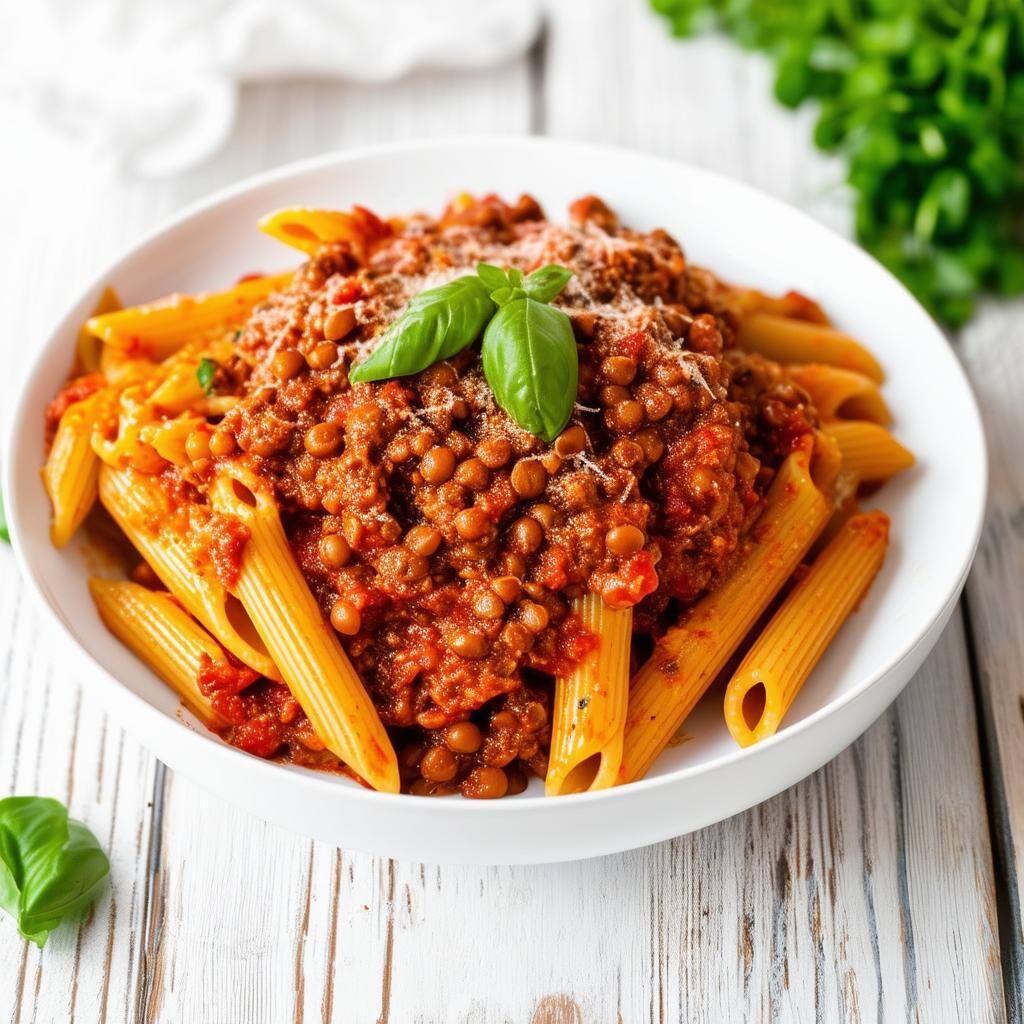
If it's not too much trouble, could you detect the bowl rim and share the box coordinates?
[4,134,989,816]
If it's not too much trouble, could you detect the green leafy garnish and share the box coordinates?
[349,263,577,439]
[0,487,9,543]
[0,797,110,947]
[196,357,218,396]
[477,262,576,307]
[349,276,496,383]
[481,298,578,442]
[650,0,1024,327]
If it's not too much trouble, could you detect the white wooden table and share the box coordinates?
[1,3,1021,1021]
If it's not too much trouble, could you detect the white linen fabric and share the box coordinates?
[0,0,541,176]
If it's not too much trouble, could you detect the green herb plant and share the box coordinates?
[651,0,1024,326]
[0,797,110,947]
[349,263,577,441]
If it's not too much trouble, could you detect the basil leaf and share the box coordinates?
[481,298,578,442]
[0,487,9,543]
[349,275,495,383]
[523,265,573,303]
[196,357,218,396]
[0,797,109,947]
[476,263,510,291]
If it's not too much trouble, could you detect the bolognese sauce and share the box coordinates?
[81,194,821,797]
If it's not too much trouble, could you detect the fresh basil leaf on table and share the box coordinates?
[349,275,496,383]
[481,297,578,443]
[0,797,110,947]
[0,488,9,543]
[196,357,218,396]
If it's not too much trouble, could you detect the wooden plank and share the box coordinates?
[0,580,161,1024]
[960,297,1024,1020]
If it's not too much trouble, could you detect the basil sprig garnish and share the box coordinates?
[476,263,573,306]
[349,276,496,383]
[348,261,576,441]
[0,796,110,947]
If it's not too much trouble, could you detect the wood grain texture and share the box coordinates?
[95,614,1003,1023]
[0,2,1014,1020]
[961,296,1024,1022]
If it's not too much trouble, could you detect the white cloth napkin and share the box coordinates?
[0,0,541,177]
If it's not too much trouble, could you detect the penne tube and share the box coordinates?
[89,579,232,729]
[258,206,388,258]
[209,462,400,793]
[44,390,108,547]
[729,288,829,324]
[147,333,237,414]
[75,286,122,374]
[140,416,206,467]
[809,428,843,494]
[825,420,915,482]
[100,345,157,387]
[723,511,890,747]
[787,363,891,425]
[738,314,884,382]
[86,272,291,361]
[546,597,632,795]
[98,464,279,681]
[617,443,833,784]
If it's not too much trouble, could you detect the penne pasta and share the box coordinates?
[209,462,400,794]
[89,579,231,729]
[140,416,207,467]
[100,345,157,387]
[738,314,884,382]
[98,464,280,681]
[91,385,165,473]
[617,443,833,784]
[86,272,291,361]
[44,390,109,547]
[729,288,829,324]
[788,363,891,424]
[825,420,915,482]
[546,597,632,795]
[147,334,238,414]
[258,206,389,258]
[75,286,122,375]
[723,511,890,747]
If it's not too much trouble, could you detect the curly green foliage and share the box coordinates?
[651,0,1024,327]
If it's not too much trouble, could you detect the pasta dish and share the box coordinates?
[42,193,913,798]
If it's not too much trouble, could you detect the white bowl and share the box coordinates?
[5,138,986,865]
